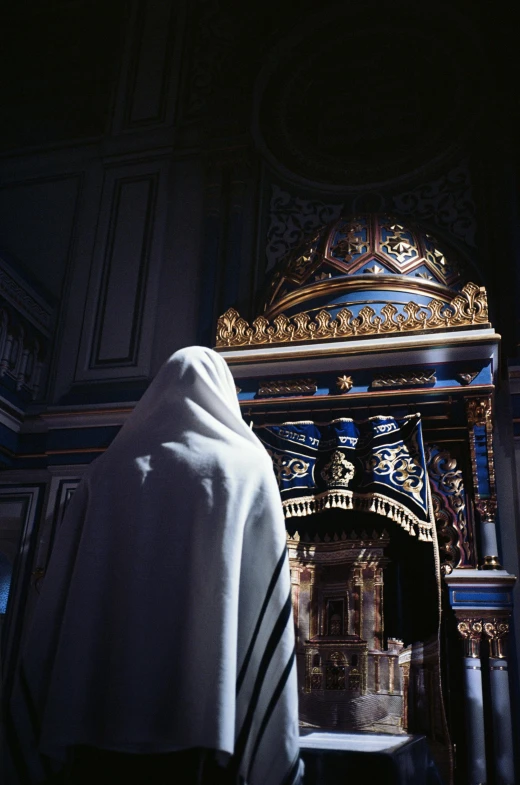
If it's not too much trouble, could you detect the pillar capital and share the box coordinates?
[483,618,510,659]
[465,396,492,426]
[457,618,483,658]
[475,496,498,523]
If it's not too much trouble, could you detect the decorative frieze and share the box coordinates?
[216,283,489,347]
[465,396,492,426]
[392,162,477,248]
[266,185,342,270]
[257,378,317,397]
[266,166,476,269]
[456,371,479,386]
[372,369,436,388]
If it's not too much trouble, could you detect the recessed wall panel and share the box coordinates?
[91,176,156,367]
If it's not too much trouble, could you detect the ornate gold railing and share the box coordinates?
[216,283,488,348]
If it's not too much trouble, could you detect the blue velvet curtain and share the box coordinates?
[257,413,435,541]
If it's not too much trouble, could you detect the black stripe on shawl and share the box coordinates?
[3,710,32,785]
[236,546,287,694]
[282,754,302,785]
[247,649,296,780]
[233,590,293,767]
[3,661,54,784]
[19,659,42,743]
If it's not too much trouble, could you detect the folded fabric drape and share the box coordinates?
[9,347,302,785]
[256,413,434,541]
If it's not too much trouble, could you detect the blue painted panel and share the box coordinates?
[449,587,513,608]
[236,361,491,406]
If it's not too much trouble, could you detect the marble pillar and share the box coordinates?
[457,619,487,785]
[484,619,515,785]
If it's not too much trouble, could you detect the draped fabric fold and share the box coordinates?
[8,347,302,785]
[256,414,435,541]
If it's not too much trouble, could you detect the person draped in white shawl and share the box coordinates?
[10,346,302,785]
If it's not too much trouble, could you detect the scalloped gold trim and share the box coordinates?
[216,283,489,347]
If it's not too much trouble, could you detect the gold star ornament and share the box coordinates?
[336,375,353,392]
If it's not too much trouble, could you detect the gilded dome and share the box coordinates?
[216,214,488,348]
[263,214,472,319]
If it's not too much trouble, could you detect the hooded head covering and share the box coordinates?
[13,347,302,785]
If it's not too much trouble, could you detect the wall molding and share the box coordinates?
[0,256,54,336]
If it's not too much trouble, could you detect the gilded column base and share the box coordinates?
[481,555,502,570]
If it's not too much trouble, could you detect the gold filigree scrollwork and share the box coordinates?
[215,283,489,347]
[466,398,494,496]
[372,370,436,388]
[367,444,424,504]
[457,619,483,658]
[321,451,355,487]
[266,450,310,483]
[426,445,473,570]
[285,229,323,284]
[483,619,509,659]
[257,378,317,397]
[450,282,488,324]
[465,397,492,426]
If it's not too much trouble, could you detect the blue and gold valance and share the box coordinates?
[257,413,434,541]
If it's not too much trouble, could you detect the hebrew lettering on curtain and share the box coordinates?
[257,413,435,541]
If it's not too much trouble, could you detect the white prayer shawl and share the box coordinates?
[17,347,302,785]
